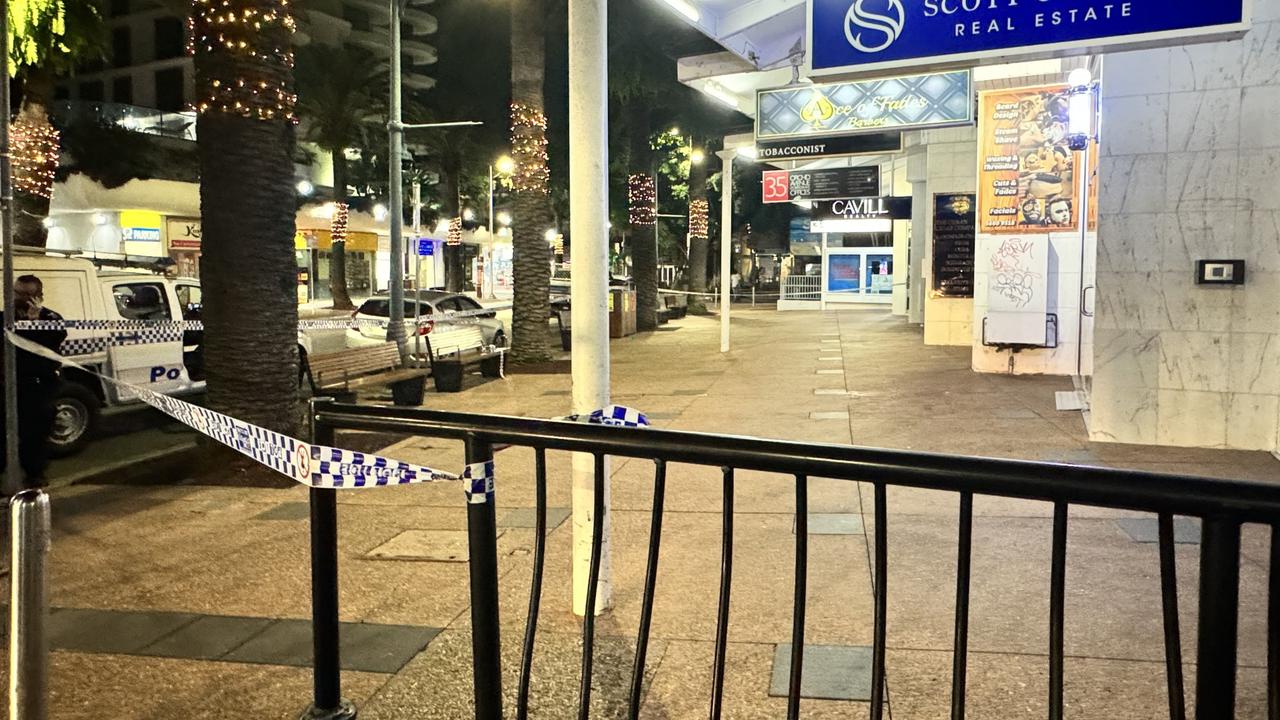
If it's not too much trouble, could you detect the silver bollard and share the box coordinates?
[10,490,50,720]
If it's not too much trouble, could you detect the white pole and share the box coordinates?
[820,232,828,312]
[412,182,423,357]
[717,149,734,353]
[569,0,611,617]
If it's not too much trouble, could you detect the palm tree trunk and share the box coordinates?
[686,139,709,315]
[509,0,552,364]
[441,163,464,293]
[630,106,657,332]
[193,0,300,435]
[328,150,355,310]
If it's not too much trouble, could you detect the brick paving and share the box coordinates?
[9,308,1276,719]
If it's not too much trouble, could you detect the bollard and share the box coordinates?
[301,401,356,720]
[465,435,503,720]
[10,489,50,720]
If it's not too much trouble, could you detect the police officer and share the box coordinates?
[1,275,67,484]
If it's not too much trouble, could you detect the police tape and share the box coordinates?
[13,303,512,333]
[6,330,644,495]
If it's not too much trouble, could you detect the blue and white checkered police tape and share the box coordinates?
[8,330,459,490]
[561,405,649,428]
[6,330,644,495]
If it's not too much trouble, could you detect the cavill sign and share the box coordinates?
[807,0,1250,75]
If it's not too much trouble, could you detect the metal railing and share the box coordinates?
[50,100,198,142]
[301,399,1280,720]
[781,274,822,302]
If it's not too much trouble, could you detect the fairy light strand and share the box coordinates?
[189,0,298,122]
[12,118,59,200]
[510,102,549,194]
[330,202,349,243]
[688,199,709,239]
[447,217,463,246]
[628,174,656,227]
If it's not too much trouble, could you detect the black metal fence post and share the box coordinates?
[301,399,355,720]
[465,435,503,720]
[1195,517,1241,719]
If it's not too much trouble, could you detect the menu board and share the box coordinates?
[977,85,1098,234]
[932,193,976,298]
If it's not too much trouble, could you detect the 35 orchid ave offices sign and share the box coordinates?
[807,0,1251,75]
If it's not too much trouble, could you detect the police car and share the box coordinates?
[4,249,310,457]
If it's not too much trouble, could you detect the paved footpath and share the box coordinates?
[7,308,1276,719]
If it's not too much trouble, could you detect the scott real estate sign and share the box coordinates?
[808,0,1250,74]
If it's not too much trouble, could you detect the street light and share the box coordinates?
[690,149,705,165]
[463,207,476,222]
[373,203,388,221]
[482,157,517,299]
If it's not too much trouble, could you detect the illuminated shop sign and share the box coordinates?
[757,70,972,140]
[808,0,1250,75]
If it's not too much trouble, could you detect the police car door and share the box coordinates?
[106,280,190,401]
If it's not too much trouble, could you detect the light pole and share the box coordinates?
[387,0,480,355]
[486,156,515,299]
[1066,67,1097,377]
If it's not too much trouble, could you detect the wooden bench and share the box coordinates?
[424,325,505,393]
[307,342,428,405]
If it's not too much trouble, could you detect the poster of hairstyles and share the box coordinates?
[977,84,1098,234]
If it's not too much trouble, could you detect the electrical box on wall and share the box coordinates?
[1196,260,1246,285]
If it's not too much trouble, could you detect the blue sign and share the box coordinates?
[417,238,435,256]
[808,0,1249,74]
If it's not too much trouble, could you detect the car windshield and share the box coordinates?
[355,299,432,318]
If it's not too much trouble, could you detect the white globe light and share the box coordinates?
[545,229,558,242]
[373,203,388,221]
[1068,67,1092,88]
[296,179,314,196]
[463,208,476,222]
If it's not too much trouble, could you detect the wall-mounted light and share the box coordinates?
[41,217,54,229]
[703,81,740,110]
[1067,67,1094,152]
[660,0,699,22]
[92,212,109,226]
[296,179,314,196]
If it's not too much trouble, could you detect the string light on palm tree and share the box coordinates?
[11,118,59,199]
[510,102,549,194]
[628,174,656,226]
[189,0,299,122]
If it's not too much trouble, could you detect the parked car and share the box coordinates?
[345,291,507,350]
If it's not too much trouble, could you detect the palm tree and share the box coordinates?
[191,0,300,434]
[294,43,384,310]
[508,0,553,363]
[685,135,710,314]
[8,0,106,246]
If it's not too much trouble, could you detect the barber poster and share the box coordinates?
[977,84,1097,234]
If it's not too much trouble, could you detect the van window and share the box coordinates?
[112,283,171,321]
[176,284,201,320]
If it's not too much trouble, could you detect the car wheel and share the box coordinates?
[48,381,100,457]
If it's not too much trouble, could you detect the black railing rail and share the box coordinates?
[300,399,1280,720]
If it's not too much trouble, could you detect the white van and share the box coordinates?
[5,248,206,455]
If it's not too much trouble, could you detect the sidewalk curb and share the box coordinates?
[51,440,202,489]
